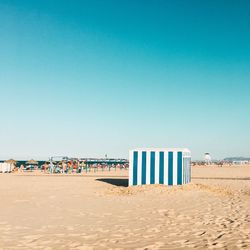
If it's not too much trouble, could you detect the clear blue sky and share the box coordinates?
[0,0,249,160]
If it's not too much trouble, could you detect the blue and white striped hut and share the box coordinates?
[129,148,191,186]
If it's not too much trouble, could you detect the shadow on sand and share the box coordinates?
[96,178,128,187]
[192,177,250,180]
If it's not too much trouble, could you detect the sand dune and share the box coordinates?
[0,165,249,249]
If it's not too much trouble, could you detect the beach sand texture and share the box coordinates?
[0,165,249,249]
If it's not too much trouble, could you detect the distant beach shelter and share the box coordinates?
[129,148,191,186]
[26,159,38,165]
[0,162,15,173]
[26,159,38,170]
[5,159,17,165]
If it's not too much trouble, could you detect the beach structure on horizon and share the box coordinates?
[0,162,15,173]
[204,153,212,165]
[129,148,191,186]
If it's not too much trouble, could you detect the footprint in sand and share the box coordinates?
[74,246,94,250]
[141,234,155,239]
[14,199,29,203]
[68,241,82,248]
[195,231,206,237]
[146,227,161,233]
[81,234,98,239]
[136,241,165,250]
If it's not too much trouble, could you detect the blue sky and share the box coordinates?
[0,0,249,160]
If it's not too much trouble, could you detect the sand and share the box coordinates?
[0,165,249,249]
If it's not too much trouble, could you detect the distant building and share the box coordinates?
[224,157,250,164]
[232,160,249,165]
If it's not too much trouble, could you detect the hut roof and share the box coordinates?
[5,159,17,164]
[26,159,38,165]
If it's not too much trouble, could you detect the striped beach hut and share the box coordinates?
[129,148,191,186]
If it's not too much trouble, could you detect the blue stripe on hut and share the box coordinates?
[159,151,164,184]
[168,151,173,185]
[129,148,191,186]
[132,151,138,185]
[141,151,147,185]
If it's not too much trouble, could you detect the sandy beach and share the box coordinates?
[0,165,249,250]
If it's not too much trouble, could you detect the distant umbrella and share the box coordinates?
[26,159,38,165]
[5,159,17,164]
